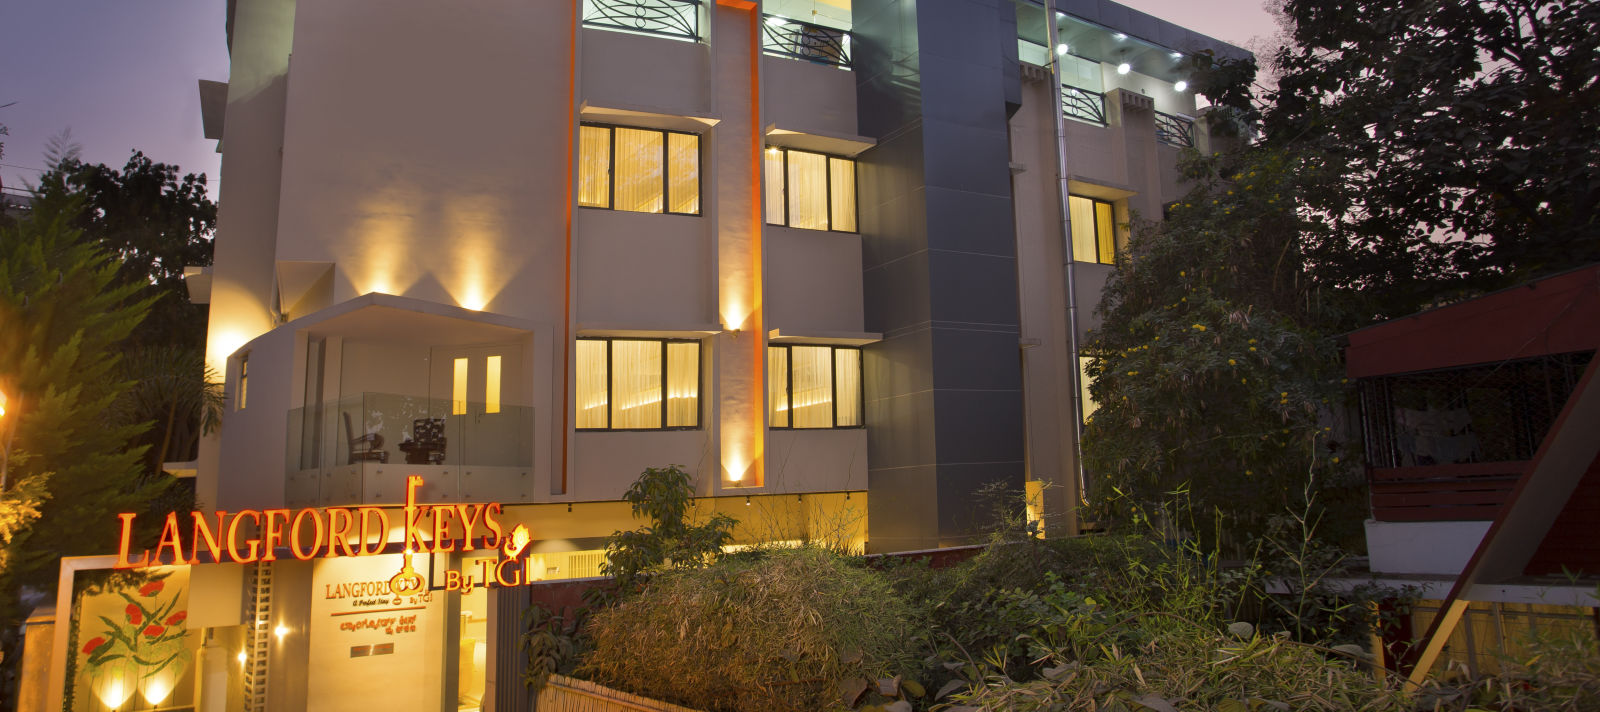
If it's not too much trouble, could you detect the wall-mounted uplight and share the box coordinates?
[274,625,289,640]
[237,651,248,664]
[1116,63,1131,75]
[1055,43,1068,56]
[1174,80,1188,92]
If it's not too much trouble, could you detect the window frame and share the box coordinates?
[237,353,249,411]
[578,122,704,216]
[1068,194,1117,265]
[767,343,865,430]
[576,337,703,431]
[764,146,859,234]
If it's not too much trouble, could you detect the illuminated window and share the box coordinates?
[764,147,857,232]
[485,355,502,414]
[1078,356,1099,423]
[452,358,468,415]
[576,338,700,430]
[237,354,249,410]
[767,344,863,429]
[578,124,700,215]
[1068,195,1117,265]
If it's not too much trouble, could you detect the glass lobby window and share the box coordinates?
[576,338,701,430]
[1068,195,1117,265]
[578,124,700,215]
[764,147,857,232]
[767,344,863,428]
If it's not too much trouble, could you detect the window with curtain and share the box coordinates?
[578,124,700,215]
[1068,195,1117,265]
[576,338,701,430]
[764,147,857,232]
[766,344,863,429]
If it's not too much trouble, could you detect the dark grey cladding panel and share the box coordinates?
[998,0,1022,114]
[927,250,1020,327]
[921,119,1013,198]
[862,243,931,335]
[1057,0,1252,61]
[863,363,938,470]
[923,186,1016,257]
[865,464,942,552]
[935,460,1026,543]
[930,326,1024,393]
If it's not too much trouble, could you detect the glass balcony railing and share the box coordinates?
[582,0,702,42]
[286,393,532,507]
[1155,110,1197,148]
[762,15,852,69]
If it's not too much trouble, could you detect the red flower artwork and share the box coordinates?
[166,611,187,626]
[143,624,166,638]
[82,637,107,655]
[139,580,164,596]
[125,603,142,625]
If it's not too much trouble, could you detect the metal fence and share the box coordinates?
[1154,110,1196,147]
[1062,85,1106,125]
[582,0,701,42]
[762,16,851,68]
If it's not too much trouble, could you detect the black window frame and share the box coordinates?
[576,337,703,431]
[767,344,865,430]
[764,146,859,234]
[578,122,704,217]
[1068,194,1117,265]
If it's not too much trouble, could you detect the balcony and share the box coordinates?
[763,15,851,69]
[1154,111,1196,148]
[582,0,702,42]
[1062,84,1106,126]
[286,393,533,507]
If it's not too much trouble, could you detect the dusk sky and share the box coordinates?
[0,0,1281,201]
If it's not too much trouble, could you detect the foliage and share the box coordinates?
[600,464,737,592]
[1081,149,1363,545]
[37,151,216,351]
[110,345,223,473]
[1266,0,1600,290]
[581,547,918,712]
[0,190,174,606]
[520,599,590,694]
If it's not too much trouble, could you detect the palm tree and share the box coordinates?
[111,346,223,475]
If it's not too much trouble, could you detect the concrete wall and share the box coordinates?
[762,55,860,136]
[765,227,866,334]
[576,209,712,328]
[582,28,712,117]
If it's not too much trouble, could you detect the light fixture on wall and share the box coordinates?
[1056,43,1068,55]
[1174,80,1188,92]
[1117,62,1131,75]
[567,502,573,513]
[745,495,752,506]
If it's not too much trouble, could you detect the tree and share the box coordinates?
[1265,0,1600,296]
[43,151,216,350]
[0,187,176,612]
[1082,148,1364,545]
[111,346,224,476]
[602,465,737,592]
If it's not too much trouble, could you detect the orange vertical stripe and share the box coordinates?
[746,4,764,486]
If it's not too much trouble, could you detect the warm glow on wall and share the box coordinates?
[141,672,175,706]
[95,667,136,709]
[486,355,502,414]
[452,358,468,415]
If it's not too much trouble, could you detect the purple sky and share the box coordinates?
[0,0,1279,201]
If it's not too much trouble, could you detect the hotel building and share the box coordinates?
[34,1,1247,710]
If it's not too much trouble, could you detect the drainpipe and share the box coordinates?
[1044,0,1090,511]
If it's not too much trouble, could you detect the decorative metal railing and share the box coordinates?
[583,0,702,42]
[762,16,852,68]
[1061,85,1106,126]
[1155,110,1196,147]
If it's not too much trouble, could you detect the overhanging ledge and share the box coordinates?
[767,329,883,346]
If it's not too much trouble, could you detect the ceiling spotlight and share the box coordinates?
[1117,63,1131,75]
[1113,32,1128,40]
[1174,80,1188,92]
[1171,51,1183,60]
[1056,43,1069,55]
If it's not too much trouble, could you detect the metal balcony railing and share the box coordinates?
[762,15,852,69]
[286,392,533,507]
[1062,85,1106,126]
[1155,110,1197,147]
[582,0,702,42]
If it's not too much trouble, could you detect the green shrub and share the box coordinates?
[581,547,918,712]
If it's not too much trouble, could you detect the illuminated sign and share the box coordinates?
[115,476,541,595]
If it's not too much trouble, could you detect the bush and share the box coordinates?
[581,547,918,712]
